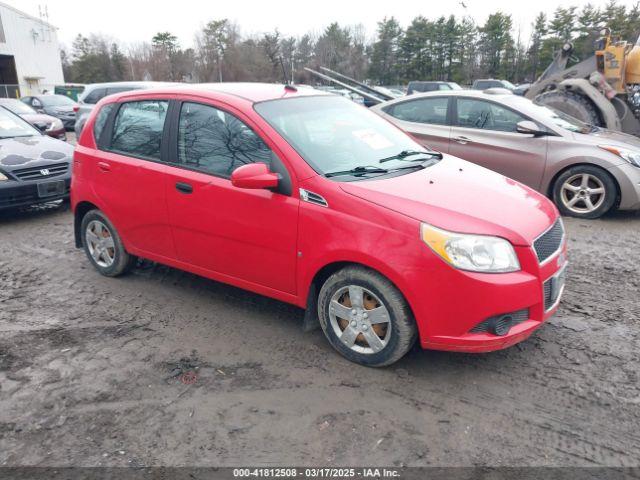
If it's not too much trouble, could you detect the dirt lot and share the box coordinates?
[0,202,639,468]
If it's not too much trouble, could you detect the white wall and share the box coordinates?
[0,2,64,96]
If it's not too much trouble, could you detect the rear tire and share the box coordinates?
[81,209,137,277]
[535,90,603,126]
[318,266,417,367]
[552,165,617,219]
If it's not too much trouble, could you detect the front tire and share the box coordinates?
[318,266,417,367]
[552,166,617,219]
[81,209,137,276]
[535,90,603,126]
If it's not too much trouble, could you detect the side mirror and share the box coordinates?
[231,163,279,190]
[516,120,547,136]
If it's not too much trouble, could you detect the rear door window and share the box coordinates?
[110,100,169,160]
[385,97,449,125]
[83,88,107,104]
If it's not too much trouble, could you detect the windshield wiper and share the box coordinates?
[379,149,443,163]
[325,165,389,178]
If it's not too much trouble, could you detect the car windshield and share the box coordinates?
[39,95,77,107]
[501,80,516,89]
[1,100,36,115]
[527,100,593,133]
[449,83,463,90]
[0,107,40,138]
[255,95,438,179]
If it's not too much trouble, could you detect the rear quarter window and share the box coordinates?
[93,103,115,147]
[385,97,449,125]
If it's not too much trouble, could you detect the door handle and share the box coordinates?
[97,161,111,172]
[453,136,472,144]
[175,182,193,194]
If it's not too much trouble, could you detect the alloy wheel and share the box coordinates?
[328,285,391,354]
[560,173,606,214]
[85,220,116,268]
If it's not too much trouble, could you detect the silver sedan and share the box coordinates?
[372,89,640,219]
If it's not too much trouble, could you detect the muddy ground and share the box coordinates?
[0,202,639,468]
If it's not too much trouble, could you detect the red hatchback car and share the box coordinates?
[72,83,567,366]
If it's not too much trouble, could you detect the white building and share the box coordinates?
[0,2,64,98]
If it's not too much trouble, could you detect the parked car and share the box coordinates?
[74,81,173,137]
[513,83,531,96]
[72,83,566,367]
[375,86,405,98]
[372,89,640,219]
[407,81,462,95]
[20,94,78,131]
[472,79,516,90]
[0,99,66,140]
[0,107,73,210]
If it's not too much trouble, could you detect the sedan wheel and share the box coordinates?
[560,173,605,215]
[553,166,617,219]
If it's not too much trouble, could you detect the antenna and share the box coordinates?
[279,56,289,85]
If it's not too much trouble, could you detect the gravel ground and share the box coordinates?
[0,202,639,468]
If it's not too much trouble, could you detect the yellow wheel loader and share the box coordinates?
[526,28,640,136]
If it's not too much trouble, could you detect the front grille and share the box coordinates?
[11,163,69,181]
[470,309,529,335]
[543,279,552,310]
[543,265,567,311]
[533,219,564,263]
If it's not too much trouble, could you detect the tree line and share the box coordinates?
[61,1,640,87]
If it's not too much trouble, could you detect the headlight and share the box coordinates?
[599,145,640,167]
[0,172,8,182]
[421,223,520,273]
[46,119,64,131]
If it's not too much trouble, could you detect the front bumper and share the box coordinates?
[45,128,67,141]
[408,241,568,353]
[608,162,640,210]
[55,115,76,131]
[0,176,71,210]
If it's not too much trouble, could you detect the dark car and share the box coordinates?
[0,107,73,210]
[0,99,66,140]
[407,81,462,95]
[471,79,516,91]
[20,94,78,130]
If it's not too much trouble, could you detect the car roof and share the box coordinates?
[83,81,174,90]
[408,81,447,85]
[30,94,72,99]
[388,89,515,100]
[110,83,332,104]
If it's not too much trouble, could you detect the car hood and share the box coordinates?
[339,156,558,246]
[46,106,76,115]
[573,127,640,149]
[20,113,59,126]
[0,135,73,171]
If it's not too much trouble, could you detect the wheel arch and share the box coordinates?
[74,200,100,248]
[301,259,417,333]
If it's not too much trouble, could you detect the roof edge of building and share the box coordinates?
[0,1,58,30]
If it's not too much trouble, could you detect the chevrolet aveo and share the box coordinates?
[72,84,567,367]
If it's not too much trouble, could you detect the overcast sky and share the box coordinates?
[13,0,637,49]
